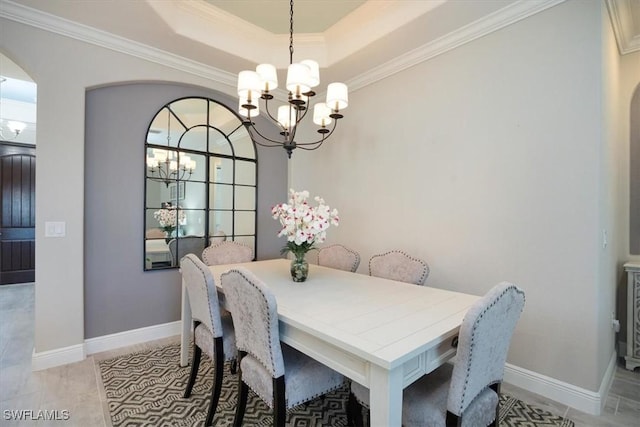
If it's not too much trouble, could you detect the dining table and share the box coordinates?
[180,258,479,426]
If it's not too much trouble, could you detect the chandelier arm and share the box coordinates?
[244,123,292,147]
[261,97,284,130]
[294,102,311,126]
[294,121,338,147]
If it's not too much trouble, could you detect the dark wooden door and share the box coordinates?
[0,142,35,285]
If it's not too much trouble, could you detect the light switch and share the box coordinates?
[45,221,66,237]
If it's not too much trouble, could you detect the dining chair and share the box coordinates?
[368,250,429,285]
[348,282,526,427]
[180,254,236,427]
[145,227,165,239]
[317,244,361,272]
[168,236,206,266]
[202,240,253,266]
[221,267,346,427]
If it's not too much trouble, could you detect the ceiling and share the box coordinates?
[1,0,639,145]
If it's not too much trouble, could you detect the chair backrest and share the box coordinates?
[202,241,253,266]
[180,254,223,338]
[209,230,227,245]
[168,236,206,266]
[368,250,429,285]
[145,228,165,239]
[221,268,285,379]
[318,244,361,272]
[447,282,525,416]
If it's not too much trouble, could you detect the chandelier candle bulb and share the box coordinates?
[326,83,349,111]
[256,64,278,92]
[239,96,259,118]
[313,103,332,128]
[300,59,320,89]
[277,105,295,130]
[286,63,311,95]
[237,70,261,98]
[154,149,167,163]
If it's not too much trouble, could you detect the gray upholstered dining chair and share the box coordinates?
[348,282,525,427]
[168,236,206,267]
[368,250,430,285]
[202,240,253,266]
[221,267,346,427]
[317,244,361,272]
[180,254,236,427]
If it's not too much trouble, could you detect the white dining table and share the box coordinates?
[180,258,479,426]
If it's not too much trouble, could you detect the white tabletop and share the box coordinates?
[209,259,478,370]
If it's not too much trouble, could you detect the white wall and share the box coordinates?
[291,0,613,393]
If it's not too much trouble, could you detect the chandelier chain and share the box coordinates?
[289,0,294,65]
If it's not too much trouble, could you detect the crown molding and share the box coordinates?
[346,0,567,92]
[606,0,640,55]
[2,0,568,96]
[0,0,237,92]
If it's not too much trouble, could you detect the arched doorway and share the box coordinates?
[0,53,37,284]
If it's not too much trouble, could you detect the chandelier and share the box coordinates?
[146,148,195,187]
[146,109,196,187]
[236,0,348,158]
[0,120,26,141]
[0,78,28,141]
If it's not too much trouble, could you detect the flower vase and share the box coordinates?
[290,253,309,282]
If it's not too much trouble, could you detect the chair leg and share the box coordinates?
[184,322,201,398]
[204,338,225,426]
[445,411,462,427]
[489,382,501,427]
[233,352,248,427]
[347,392,364,427]
[273,376,286,427]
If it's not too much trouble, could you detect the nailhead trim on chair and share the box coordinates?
[182,255,221,339]
[223,269,280,378]
[318,244,361,272]
[368,250,430,285]
[454,284,525,416]
[202,241,253,266]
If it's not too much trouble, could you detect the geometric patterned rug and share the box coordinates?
[98,343,575,427]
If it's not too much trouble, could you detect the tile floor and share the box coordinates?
[1,282,638,426]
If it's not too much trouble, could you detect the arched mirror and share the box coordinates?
[144,97,257,270]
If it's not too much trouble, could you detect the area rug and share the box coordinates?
[98,343,574,427]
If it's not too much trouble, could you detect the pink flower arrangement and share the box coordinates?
[271,189,339,258]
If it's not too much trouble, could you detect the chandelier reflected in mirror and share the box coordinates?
[146,148,196,187]
[146,109,196,187]
[236,0,348,158]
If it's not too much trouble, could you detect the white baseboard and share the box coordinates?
[84,321,182,355]
[504,351,617,416]
[31,321,181,371]
[32,344,85,371]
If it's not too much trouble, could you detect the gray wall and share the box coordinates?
[84,82,286,339]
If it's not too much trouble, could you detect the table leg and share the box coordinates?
[180,281,191,367]
[368,364,403,426]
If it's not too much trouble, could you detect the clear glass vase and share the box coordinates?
[290,253,309,282]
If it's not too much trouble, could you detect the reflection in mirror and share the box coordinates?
[144,97,257,270]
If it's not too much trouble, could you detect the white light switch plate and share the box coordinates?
[45,221,66,237]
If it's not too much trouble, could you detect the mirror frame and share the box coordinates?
[144,96,257,270]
